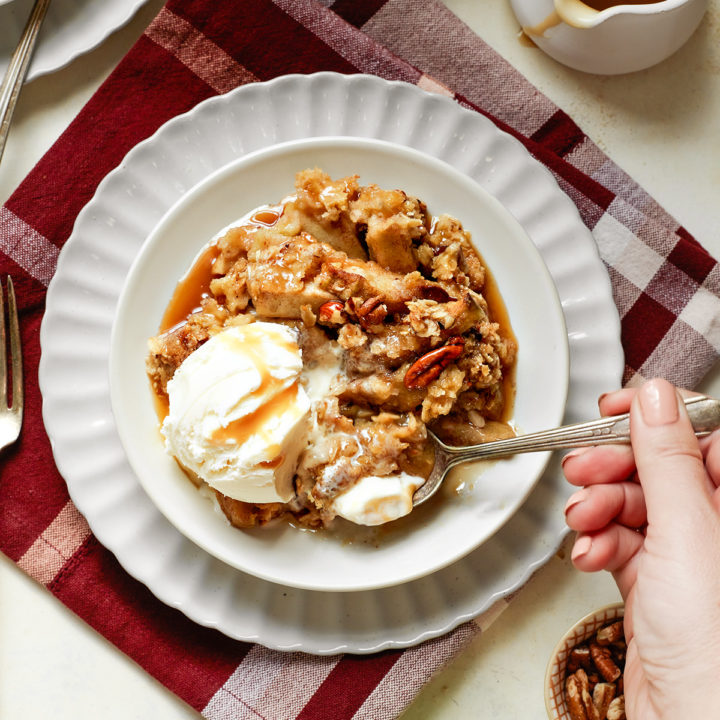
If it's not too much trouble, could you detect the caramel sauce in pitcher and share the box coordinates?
[523,0,665,39]
[581,0,663,8]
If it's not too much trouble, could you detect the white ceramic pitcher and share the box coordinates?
[509,0,708,74]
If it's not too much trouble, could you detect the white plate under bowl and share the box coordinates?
[40,73,622,653]
[110,137,569,593]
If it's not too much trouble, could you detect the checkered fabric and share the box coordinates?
[1,1,718,718]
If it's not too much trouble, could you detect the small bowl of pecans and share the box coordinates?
[545,602,626,720]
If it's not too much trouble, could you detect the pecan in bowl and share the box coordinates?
[545,603,626,720]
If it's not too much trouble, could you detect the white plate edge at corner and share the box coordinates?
[38,72,623,655]
[0,0,150,81]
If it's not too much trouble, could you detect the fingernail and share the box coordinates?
[638,379,679,426]
[571,535,592,562]
[564,489,588,515]
[561,447,591,468]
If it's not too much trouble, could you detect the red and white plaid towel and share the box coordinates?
[1,1,718,718]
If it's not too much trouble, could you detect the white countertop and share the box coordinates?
[1,1,718,718]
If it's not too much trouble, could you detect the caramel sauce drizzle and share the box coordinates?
[523,10,562,36]
[158,204,284,335]
[160,243,221,333]
[475,249,517,424]
[258,454,285,469]
[153,389,170,423]
[250,207,283,226]
[205,329,302,454]
[210,383,300,447]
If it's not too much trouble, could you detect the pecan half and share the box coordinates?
[418,285,453,304]
[403,336,465,389]
[567,646,593,674]
[593,683,616,719]
[596,621,624,646]
[317,300,347,325]
[566,674,589,720]
[582,686,600,720]
[589,641,621,683]
[349,295,388,329]
[575,668,591,696]
[606,696,625,720]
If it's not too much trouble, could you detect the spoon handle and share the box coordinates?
[440,395,720,466]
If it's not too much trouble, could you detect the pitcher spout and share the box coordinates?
[554,0,613,28]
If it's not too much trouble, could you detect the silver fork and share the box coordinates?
[0,277,23,451]
[0,0,52,165]
[413,395,720,506]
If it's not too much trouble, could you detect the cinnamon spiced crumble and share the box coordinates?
[146,168,517,529]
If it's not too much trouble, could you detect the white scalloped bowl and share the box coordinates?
[109,136,569,592]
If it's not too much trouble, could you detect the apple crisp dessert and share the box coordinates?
[146,169,517,529]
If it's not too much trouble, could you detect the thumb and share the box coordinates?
[630,378,709,531]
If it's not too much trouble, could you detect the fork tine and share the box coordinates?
[0,280,6,408]
[6,276,22,416]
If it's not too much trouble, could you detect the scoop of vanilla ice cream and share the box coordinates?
[162,322,310,504]
[332,472,425,526]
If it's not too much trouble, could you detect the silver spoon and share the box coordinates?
[413,394,720,507]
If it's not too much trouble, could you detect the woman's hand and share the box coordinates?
[562,378,720,720]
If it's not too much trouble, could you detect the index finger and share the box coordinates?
[598,388,636,417]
